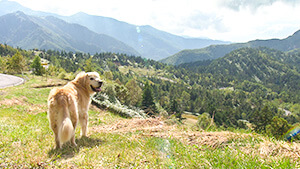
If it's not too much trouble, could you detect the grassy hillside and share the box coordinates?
[0,76,299,168]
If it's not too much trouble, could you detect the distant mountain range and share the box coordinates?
[161,30,300,65]
[0,11,139,55]
[0,0,229,60]
[58,12,228,60]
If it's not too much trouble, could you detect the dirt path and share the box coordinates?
[0,73,24,89]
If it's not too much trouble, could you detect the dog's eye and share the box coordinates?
[90,78,94,81]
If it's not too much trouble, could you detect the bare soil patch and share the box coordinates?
[0,96,28,106]
[31,82,66,88]
[0,96,46,114]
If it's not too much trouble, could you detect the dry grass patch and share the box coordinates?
[91,117,300,165]
[31,79,67,88]
[0,96,27,106]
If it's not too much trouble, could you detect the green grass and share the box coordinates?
[0,75,299,168]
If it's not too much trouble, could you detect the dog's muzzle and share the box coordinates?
[91,81,103,92]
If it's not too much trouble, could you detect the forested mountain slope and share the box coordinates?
[207,48,300,90]
[179,48,300,97]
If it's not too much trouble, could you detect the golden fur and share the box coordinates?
[47,72,103,149]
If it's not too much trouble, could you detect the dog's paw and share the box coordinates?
[55,145,62,149]
[72,141,77,147]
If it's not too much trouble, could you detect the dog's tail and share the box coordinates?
[59,116,74,144]
[57,102,74,144]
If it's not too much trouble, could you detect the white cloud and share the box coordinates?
[9,0,300,42]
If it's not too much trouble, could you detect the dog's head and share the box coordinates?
[73,72,103,94]
[86,72,103,93]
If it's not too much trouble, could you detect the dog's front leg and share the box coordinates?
[79,112,88,137]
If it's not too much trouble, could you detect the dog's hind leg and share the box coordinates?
[48,108,62,149]
[55,131,61,149]
[69,98,78,146]
[50,121,61,149]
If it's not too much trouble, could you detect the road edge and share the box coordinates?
[0,73,25,89]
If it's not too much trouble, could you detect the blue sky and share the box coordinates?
[9,0,300,42]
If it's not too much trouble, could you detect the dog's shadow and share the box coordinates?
[48,136,104,160]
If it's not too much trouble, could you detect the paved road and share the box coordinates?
[0,73,24,89]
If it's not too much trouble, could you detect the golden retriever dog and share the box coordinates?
[48,72,103,149]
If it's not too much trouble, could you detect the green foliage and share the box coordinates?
[266,116,292,139]
[0,56,8,73]
[104,71,113,80]
[169,98,182,120]
[125,79,142,106]
[142,81,158,116]
[196,113,215,130]
[250,106,273,133]
[7,51,26,74]
[84,57,95,72]
[114,83,128,104]
[103,83,117,103]
[31,55,44,76]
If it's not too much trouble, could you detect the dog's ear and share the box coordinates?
[74,72,85,78]
[73,72,87,86]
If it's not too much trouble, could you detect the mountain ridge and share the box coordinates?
[161,30,300,65]
[0,0,229,60]
[59,12,229,60]
[0,11,139,55]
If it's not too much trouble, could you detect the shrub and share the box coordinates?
[58,71,66,80]
[196,113,215,130]
[237,119,251,129]
[266,116,292,139]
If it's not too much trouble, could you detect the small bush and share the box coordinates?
[92,93,147,118]
[196,113,216,130]
[266,116,291,139]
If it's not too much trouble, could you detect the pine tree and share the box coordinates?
[250,106,273,132]
[31,55,44,76]
[169,98,179,113]
[141,81,157,116]
[169,98,183,121]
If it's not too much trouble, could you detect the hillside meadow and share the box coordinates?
[0,75,299,168]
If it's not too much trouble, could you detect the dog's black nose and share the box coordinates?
[98,81,103,87]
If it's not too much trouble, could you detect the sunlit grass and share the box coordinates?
[118,65,157,76]
[0,75,299,168]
